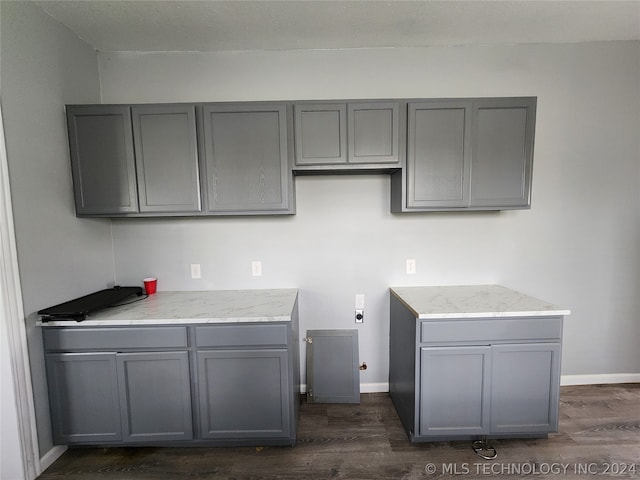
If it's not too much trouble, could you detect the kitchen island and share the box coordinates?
[41,289,300,447]
[389,285,570,444]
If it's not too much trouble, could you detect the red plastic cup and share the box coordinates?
[143,277,157,295]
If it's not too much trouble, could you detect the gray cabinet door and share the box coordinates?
[305,329,360,404]
[490,343,560,434]
[202,103,292,213]
[470,97,535,208]
[197,349,290,439]
[117,352,193,442]
[348,102,400,165]
[132,105,201,213]
[66,105,138,215]
[46,353,122,444]
[407,101,471,208]
[294,103,347,165]
[419,346,491,436]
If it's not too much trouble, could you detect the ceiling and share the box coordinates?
[35,1,640,53]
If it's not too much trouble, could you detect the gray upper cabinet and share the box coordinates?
[392,96,536,212]
[294,103,347,166]
[348,102,400,165]
[132,104,201,213]
[405,100,471,209]
[470,98,535,208]
[67,105,138,215]
[202,103,294,214]
[294,101,403,171]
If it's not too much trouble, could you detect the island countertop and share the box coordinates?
[39,289,299,326]
[390,285,570,319]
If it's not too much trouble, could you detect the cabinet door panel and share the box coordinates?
[198,349,290,439]
[407,101,471,208]
[470,98,535,207]
[67,106,138,214]
[203,104,291,213]
[490,343,560,434]
[46,353,121,444]
[132,105,201,212]
[294,103,346,165]
[348,102,400,164]
[118,352,193,442]
[419,346,490,436]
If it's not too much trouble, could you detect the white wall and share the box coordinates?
[100,42,640,385]
[1,1,114,458]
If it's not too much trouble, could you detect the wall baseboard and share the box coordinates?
[561,373,640,386]
[301,376,639,395]
[39,445,67,474]
[300,382,390,394]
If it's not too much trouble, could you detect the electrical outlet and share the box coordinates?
[355,309,364,324]
[190,264,201,279]
[406,258,416,274]
[251,261,262,276]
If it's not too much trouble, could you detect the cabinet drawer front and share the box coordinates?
[420,317,562,344]
[195,324,288,348]
[43,327,188,351]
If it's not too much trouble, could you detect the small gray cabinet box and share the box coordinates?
[294,101,402,170]
[201,103,294,214]
[66,105,138,215]
[131,104,202,213]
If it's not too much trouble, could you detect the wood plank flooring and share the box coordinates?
[38,384,640,479]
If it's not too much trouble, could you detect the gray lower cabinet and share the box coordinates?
[201,103,294,214]
[46,352,122,444]
[46,350,192,444]
[117,352,193,442]
[293,101,403,171]
[391,96,536,212]
[389,294,563,442]
[197,349,290,439]
[43,320,300,446]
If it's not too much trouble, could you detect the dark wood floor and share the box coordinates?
[38,384,640,479]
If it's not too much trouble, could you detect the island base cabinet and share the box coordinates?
[419,346,490,436]
[46,353,122,444]
[117,352,193,442]
[490,343,560,434]
[197,349,291,439]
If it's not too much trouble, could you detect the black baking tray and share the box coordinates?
[38,286,144,322]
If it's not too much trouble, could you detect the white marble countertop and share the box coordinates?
[39,289,299,326]
[391,285,570,319]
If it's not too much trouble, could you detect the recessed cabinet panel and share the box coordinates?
[407,102,471,208]
[294,104,347,165]
[490,343,560,434]
[348,102,400,164]
[132,105,201,212]
[419,346,490,436]
[470,98,535,207]
[67,106,138,215]
[198,349,290,439]
[118,352,193,442]
[46,353,122,444]
[203,104,291,213]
